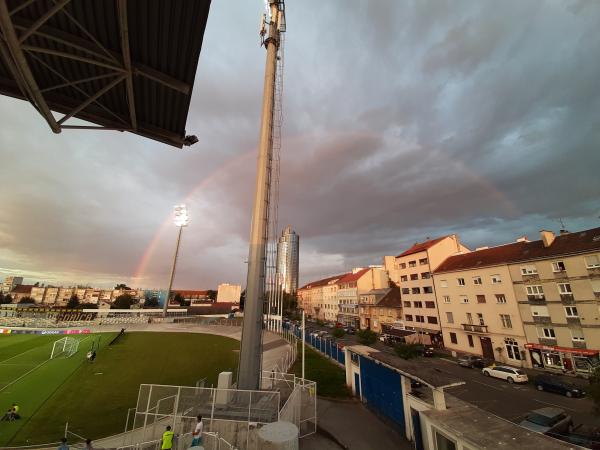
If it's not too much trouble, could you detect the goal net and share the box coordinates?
[50,337,79,359]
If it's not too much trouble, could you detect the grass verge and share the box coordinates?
[292,343,351,399]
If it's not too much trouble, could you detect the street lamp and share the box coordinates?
[163,204,189,316]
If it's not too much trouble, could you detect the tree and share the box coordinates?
[357,329,377,346]
[66,294,80,309]
[207,290,217,301]
[173,293,185,306]
[332,328,345,339]
[2,294,12,304]
[144,294,159,308]
[239,289,246,310]
[588,367,600,414]
[394,343,420,360]
[112,294,135,309]
[18,296,34,304]
[114,283,131,290]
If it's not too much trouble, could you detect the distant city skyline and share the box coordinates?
[1,1,599,290]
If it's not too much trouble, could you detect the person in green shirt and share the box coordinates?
[161,426,175,450]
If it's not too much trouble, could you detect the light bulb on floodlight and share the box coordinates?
[173,204,189,227]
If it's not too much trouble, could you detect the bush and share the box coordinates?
[357,329,377,345]
[588,367,600,414]
[394,343,420,360]
[316,319,325,326]
[332,328,345,338]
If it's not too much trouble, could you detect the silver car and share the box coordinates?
[519,407,572,434]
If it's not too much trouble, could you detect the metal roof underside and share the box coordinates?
[0,0,211,148]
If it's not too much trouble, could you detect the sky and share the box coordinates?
[0,0,599,290]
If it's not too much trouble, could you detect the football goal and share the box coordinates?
[50,337,79,359]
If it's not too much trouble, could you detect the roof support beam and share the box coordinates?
[40,72,119,93]
[0,0,60,133]
[22,45,126,72]
[133,63,190,95]
[117,0,137,130]
[58,74,125,125]
[18,0,71,43]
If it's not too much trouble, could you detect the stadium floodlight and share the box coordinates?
[163,205,189,316]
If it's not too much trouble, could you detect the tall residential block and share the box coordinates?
[2,276,23,294]
[276,226,300,295]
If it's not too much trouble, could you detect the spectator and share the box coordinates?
[57,437,69,450]
[191,415,203,447]
[83,438,93,450]
[161,425,174,450]
[11,403,20,419]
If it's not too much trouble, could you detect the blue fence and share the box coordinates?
[284,322,346,366]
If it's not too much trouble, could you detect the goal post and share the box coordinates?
[50,337,79,359]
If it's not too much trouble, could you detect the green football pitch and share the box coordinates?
[0,331,239,446]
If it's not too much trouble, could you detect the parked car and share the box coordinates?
[458,355,486,369]
[317,330,329,337]
[482,365,528,383]
[415,345,435,357]
[534,374,586,398]
[344,327,356,335]
[519,407,572,434]
[325,322,335,329]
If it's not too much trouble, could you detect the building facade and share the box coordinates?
[2,276,23,294]
[276,226,300,295]
[297,274,345,320]
[388,235,469,345]
[216,283,241,303]
[359,287,402,333]
[337,267,389,327]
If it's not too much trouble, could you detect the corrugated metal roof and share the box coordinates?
[0,0,211,147]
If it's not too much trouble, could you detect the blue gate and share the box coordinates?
[359,355,405,432]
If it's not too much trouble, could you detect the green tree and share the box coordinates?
[332,328,345,338]
[114,283,131,290]
[66,294,80,309]
[239,289,246,310]
[588,367,600,414]
[144,294,159,308]
[207,290,217,301]
[18,296,35,304]
[2,294,12,304]
[173,293,185,306]
[394,343,420,360]
[112,294,135,309]
[357,329,377,346]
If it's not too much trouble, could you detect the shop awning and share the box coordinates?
[525,343,598,356]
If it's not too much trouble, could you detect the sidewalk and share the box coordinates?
[301,397,411,450]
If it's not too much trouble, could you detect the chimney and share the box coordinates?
[540,230,556,248]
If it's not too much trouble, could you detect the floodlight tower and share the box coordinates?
[238,0,286,390]
[163,204,189,316]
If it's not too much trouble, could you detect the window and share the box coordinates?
[403,301,411,307]
[495,294,507,304]
[542,328,556,338]
[585,255,600,268]
[477,313,485,325]
[521,265,538,275]
[491,275,502,284]
[467,335,474,347]
[571,329,585,342]
[466,313,473,324]
[423,286,433,294]
[473,276,482,285]
[457,278,465,286]
[402,288,410,295]
[443,295,451,303]
[565,306,578,318]
[592,279,600,294]
[500,314,512,328]
[530,305,549,317]
[414,301,423,308]
[411,287,421,294]
[505,337,521,360]
[410,274,419,281]
[476,295,486,304]
[419,258,428,265]
[460,295,469,304]
[409,260,416,268]
[440,280,448,288]
[399,263,407,269]
[421,272,431,279]
[435,431,457,450]
[446,312,454,324]
[415,315,425,323]
[427,316,438,324]
[405,314,413,321]
[526,285,544,296]
[449,332,458,344]
[401,275,408,282]
[552,261,566,272]
[558,283,572,294]
[425,301,435,308]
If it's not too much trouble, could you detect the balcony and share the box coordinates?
[560,294,575,304]
[594,291,600,299]
[532,316,552,324]
[462,323,488,333]
[566,316,581,325]
[572,341,587,349]
[522,273,540,281]
[539,338,557,346]
[527,294,546,304]
[553,270,568,279]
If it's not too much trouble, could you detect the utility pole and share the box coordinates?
[238,0,285,390]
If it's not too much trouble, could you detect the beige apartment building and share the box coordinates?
[434,252,528,366]
[30,286,46,303]
[337,267,389,327]
[298,274,344,320]
[359,287,402,333]
[386,235,468,345]
[509,228,600,375]
[216,283,241,303]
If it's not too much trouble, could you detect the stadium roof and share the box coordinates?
[0,0,211,147]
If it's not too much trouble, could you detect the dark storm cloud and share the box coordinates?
[1,0,599,289]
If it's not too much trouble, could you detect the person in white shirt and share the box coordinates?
[191,415,203,447]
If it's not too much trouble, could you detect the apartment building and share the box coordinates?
[297,284,311,313]
[217,283,241,303]
[2,276,23,294]
[298,275,345,321]
[509,228,600,375]
[359,287,402,333]
[337,267,389,328]
[30,286,46,303]
[388,235,468,345]
[10,284,33,301]
[434,249,528,366]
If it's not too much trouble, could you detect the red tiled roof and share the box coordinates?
[172,290,210,296]
[435,227,600,273]
[300,274,348,290]
[396,236,448,258]
[10,285,33,294]
[377,287,402,308]
[336,268,370,284]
